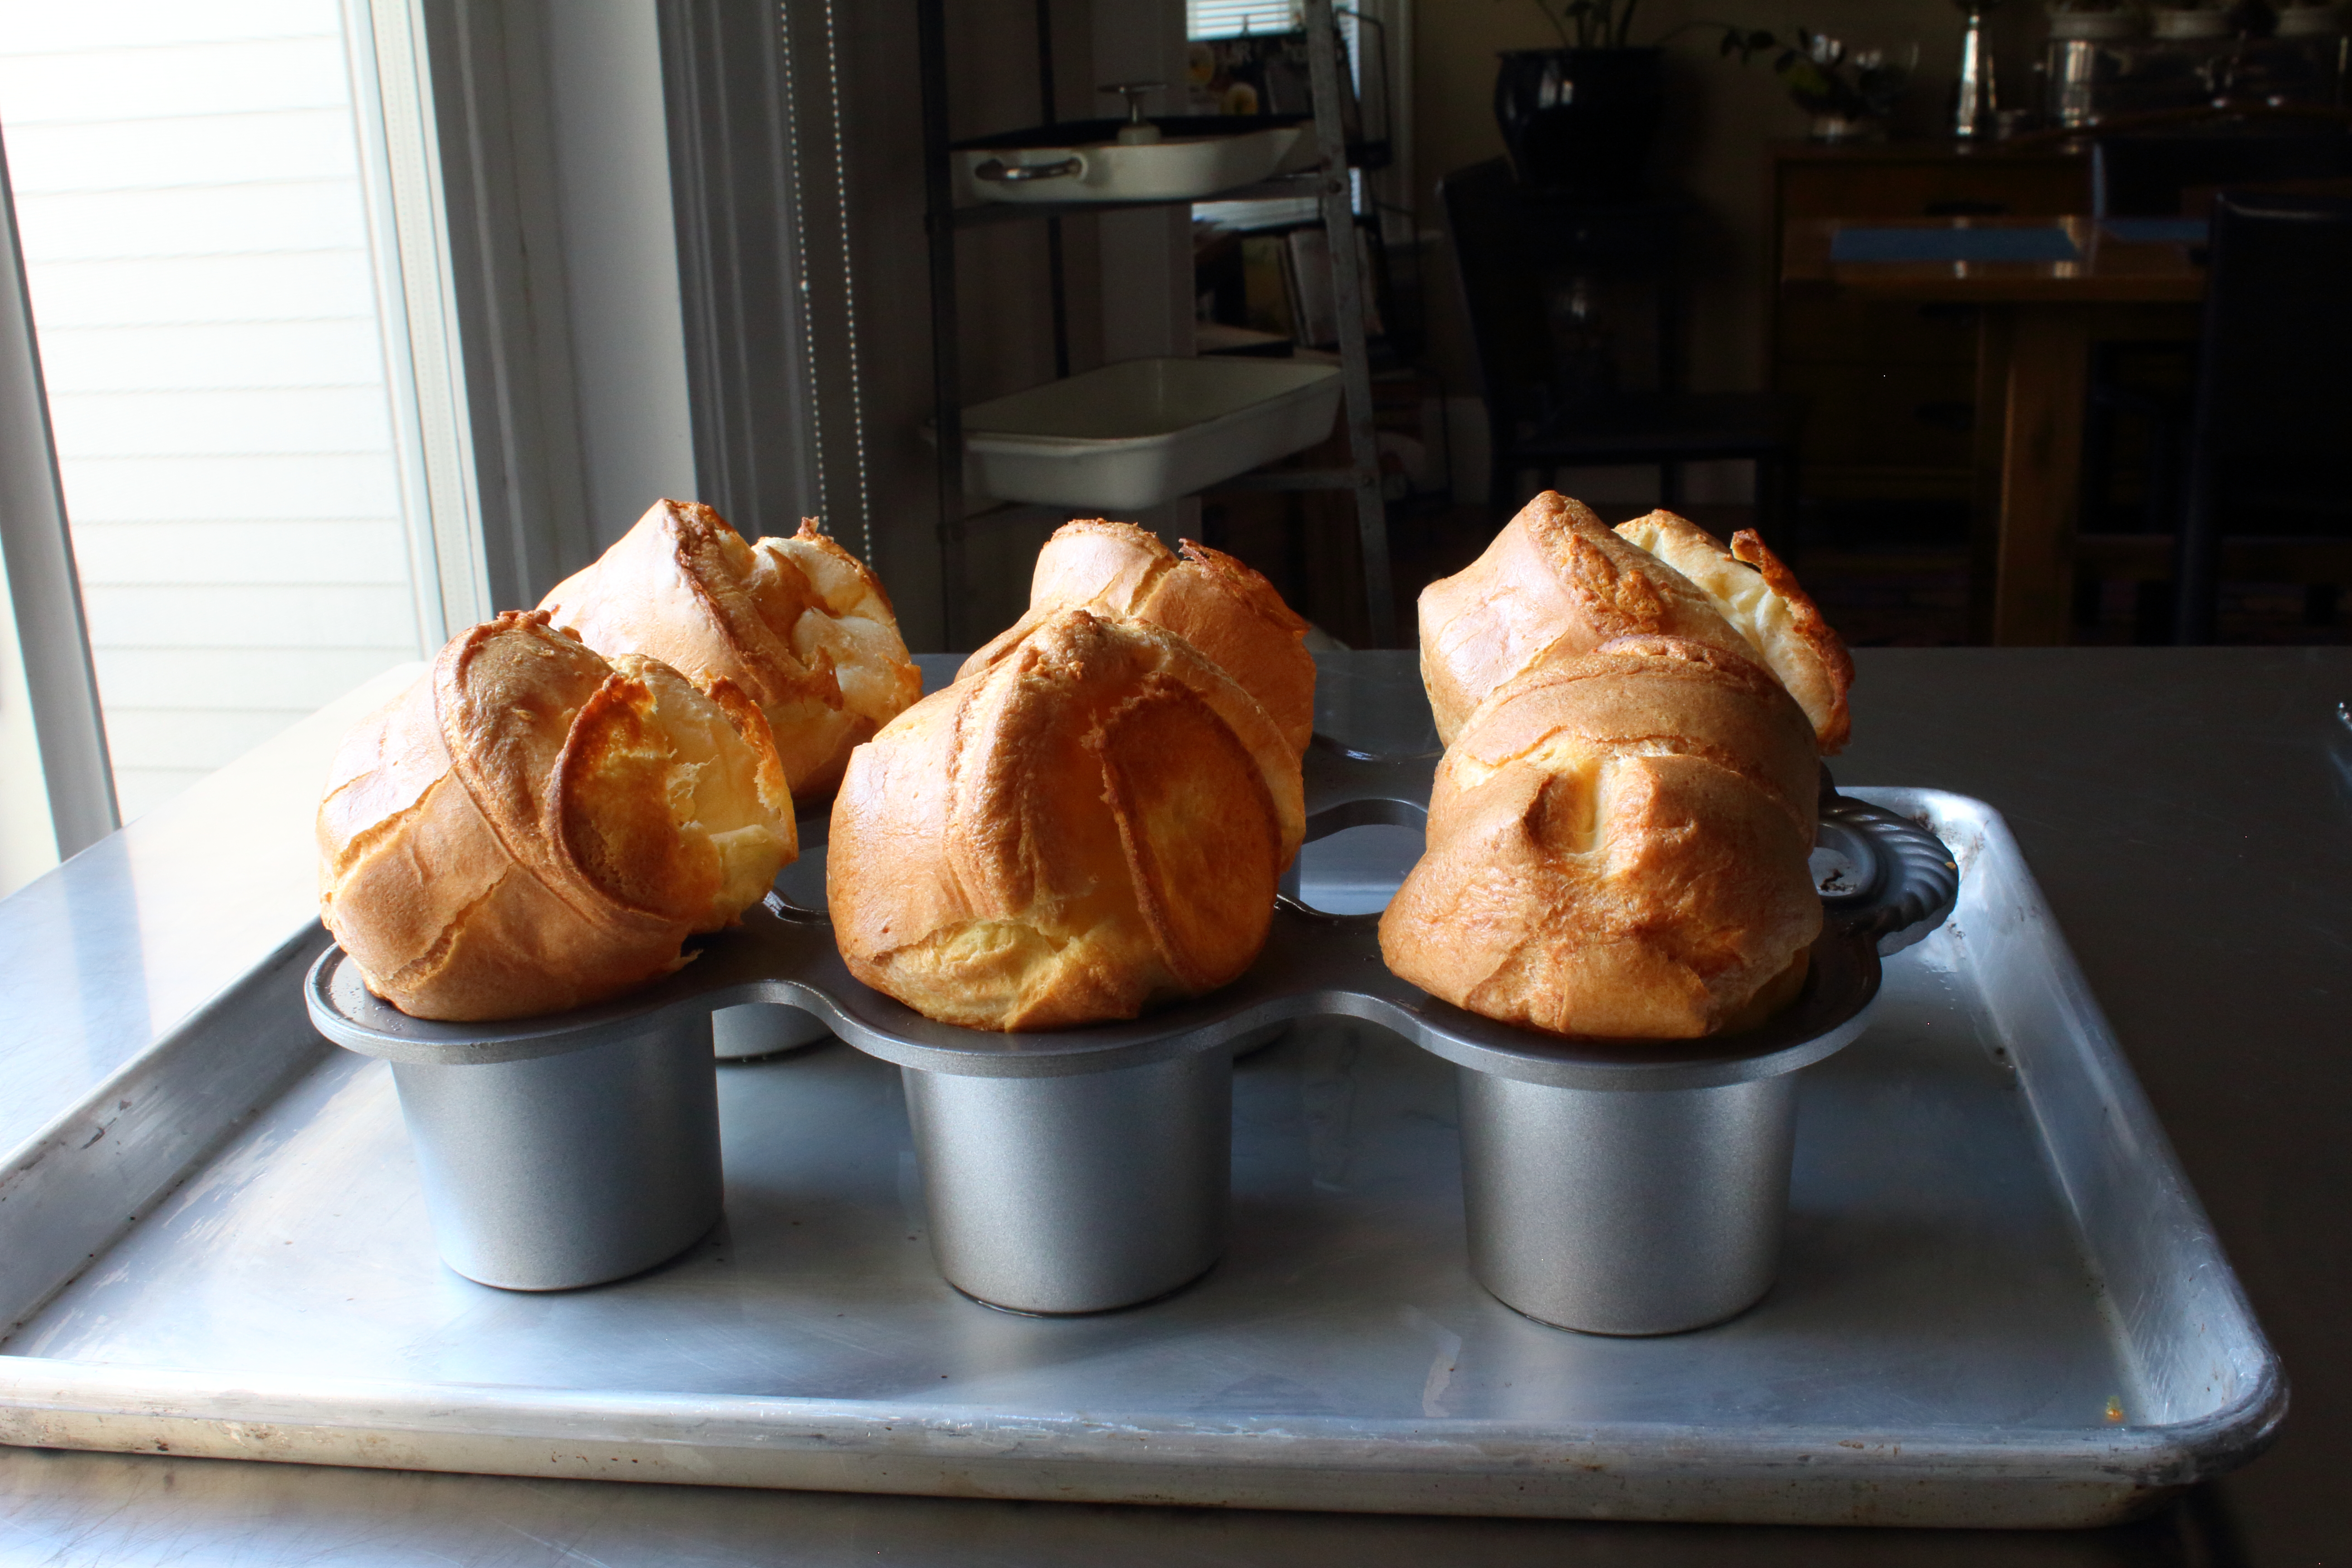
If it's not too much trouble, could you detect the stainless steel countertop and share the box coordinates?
[3,647,2345,1565]
[0,663,421,1164]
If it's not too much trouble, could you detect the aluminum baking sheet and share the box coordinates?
[0,788,2282,1528]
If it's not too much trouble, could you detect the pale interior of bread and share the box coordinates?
[681,523,821,692]
[1614,517,1824,716]
[562,657,791,929]
[755,532,915,727]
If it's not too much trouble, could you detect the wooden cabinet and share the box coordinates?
[1768,143,2090,505]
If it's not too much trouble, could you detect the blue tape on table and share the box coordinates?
[1830,226,2081,263]
[2099,217,2209,246]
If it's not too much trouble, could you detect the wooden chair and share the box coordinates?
[2172,191,2352,643]
[2092,127,2352,220]
[1439,160,1802,553]
[2076,126,2352,636]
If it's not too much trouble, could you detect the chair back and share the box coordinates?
[1437,159,1559,442]
[2191,192,2352,486]
[2175,191,2352,641]
[2092,128,2352,216]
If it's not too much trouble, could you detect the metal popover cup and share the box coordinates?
[821,978,1242,1315]
[1416,929,1883,1337]
[814,746,1426,1314]
[1415,788,1957,1334]
[305,954,725,1292]
[902,1048,1231,1314]
[801,913,1270,1314]
[713,1002,831,1061]
[1457,1065,1801,1335]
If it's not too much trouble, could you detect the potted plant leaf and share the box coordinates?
[1493,1,1666,198]
[1719,25,1918,141]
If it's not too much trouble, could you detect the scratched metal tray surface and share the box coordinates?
[0,660,2283,1529]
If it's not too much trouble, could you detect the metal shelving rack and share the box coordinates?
[914,0,1394,649]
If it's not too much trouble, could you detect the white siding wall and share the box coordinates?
[0,1,424,821]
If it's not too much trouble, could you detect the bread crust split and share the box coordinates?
[317,610,796,1022]
[1416,491,1764,745]
[830,608,1306,1033]
[1612,510,1854,754]
[539,500,921,799]
[1399,494,1855,1039]
[1379,636,1821,1040]
[959,519,1317,755]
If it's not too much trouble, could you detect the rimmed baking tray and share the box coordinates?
[0,772,2283,1526]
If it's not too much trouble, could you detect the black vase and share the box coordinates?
[1493,47,1664,200]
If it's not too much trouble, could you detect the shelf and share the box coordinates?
[918,0,1394,645]
[941,172,1325,231]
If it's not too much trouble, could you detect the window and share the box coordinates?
[1187,1,1303,36]
[1186,1,1387,235]
[0,0,430,831]
[0,1,898,895]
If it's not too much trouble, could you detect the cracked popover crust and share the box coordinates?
[317,610,795,1021]
[829,608,1304,1032]
[539,500,921,799]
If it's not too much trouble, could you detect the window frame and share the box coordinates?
[0,0,838,868]
[0,127,117,859]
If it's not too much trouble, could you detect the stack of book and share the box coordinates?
[1235,224,1384,350]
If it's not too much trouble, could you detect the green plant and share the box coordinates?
[1717,25,1916,119]
[1512,0,1647,48]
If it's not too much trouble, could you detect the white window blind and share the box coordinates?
[0,1,428,822]
[1187,2,1300,39]
[1186,2,1363,229]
